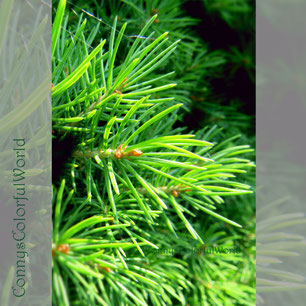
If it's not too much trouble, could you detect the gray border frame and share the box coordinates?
[257,1,306,304]
[0,0,52,304]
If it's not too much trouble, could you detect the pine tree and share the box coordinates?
[52,0,255,304]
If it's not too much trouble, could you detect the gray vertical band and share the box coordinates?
[257,1,306,305]
[0,0,51,305]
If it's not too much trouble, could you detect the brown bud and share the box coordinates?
[117,145,126,150]
[57,244,70,254]
[127,149,143,157]
[114,145,127,159]
[114,150,123,159]
[171,190,178,197]
[102,266,111,273]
